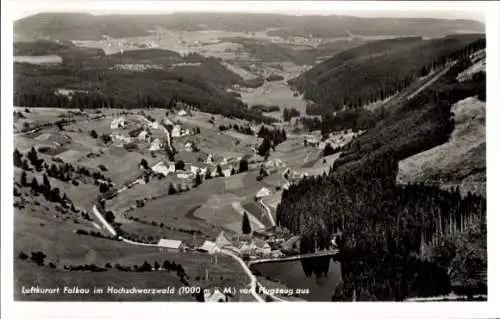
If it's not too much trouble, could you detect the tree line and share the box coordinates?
[276,57,486,300]
[289,35,485,115]
[14,63,276,125]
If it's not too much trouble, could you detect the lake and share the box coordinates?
[252,258,342,301]
[14,55,62,65]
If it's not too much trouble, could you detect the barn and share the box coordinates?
[157,239,184,252]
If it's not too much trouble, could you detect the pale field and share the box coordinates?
[14,201,248,301]
[13,55,62,64]
[78,146,158,185]
[193,193,245,231]
[106,175,183,215]
[397,97,485,195]
[72,28,285,57]
[238,81,308,120]
[221,61,259,80]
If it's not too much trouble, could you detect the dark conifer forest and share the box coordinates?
[277,46,486,300]
[289,35,485,115]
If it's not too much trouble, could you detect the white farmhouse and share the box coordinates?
[110,117,127,129]
[177,110,188,117]
[190,165,200,174]
[171,125,182,137]
[222,168,233,177]
[113,134,133,144]
[152,162,175,176]
[184,141,194,152]
[163,117,174,126]
[137,130,150,141]
[149,138,163,151]
[205,154,214,164]
[157,239,184,252]
[199,240,219,254]
[149,121,159,129]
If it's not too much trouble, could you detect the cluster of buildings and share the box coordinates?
[151,158,237,180]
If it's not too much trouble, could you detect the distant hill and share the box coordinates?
[14,12,484,41]
[14,40,105,62]
[396,56,486,197]
[289,34,485,115]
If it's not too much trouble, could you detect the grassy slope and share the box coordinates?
[397,97,485,196]
[290,35,484,113]
[14,186,248,301]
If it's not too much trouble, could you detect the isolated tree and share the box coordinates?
[22,159,31,171]
[194,172,202,188]
[216,164,223,177]
[101,134,112,144]
[42,174,51,197]
[30,251,46,266]
[163,260,172,271]
[205,169,212,180]
[50,187,61,202]
[323,143,335,157]
[168,183,177,195]
[27,147,38,166]
[259,166,268,179]
[30,177,39,194]
[90,130,98,139]
[258,137,272,157]
[21,171,28,187]
[139,260,152,272]
[175,160,185,171]
[242,212,252,235]
[13,148,23,168]
[104,211,115,224]
[99,183,109,194]
[283,108,291,122]
[238,159,249,173]
[154,261,160,271]
[140,158,149,170]
[18,251,29,260]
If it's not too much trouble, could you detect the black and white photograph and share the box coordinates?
[1,0,499,317]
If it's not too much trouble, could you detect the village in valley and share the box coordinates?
[13,99,351,302]
[11,8,487,304]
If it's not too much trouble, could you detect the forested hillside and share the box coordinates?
[13,63,275,124]
[14,12,484,41]
[14,40,106,63]
[289,35,485,115]
[276,52,486,301]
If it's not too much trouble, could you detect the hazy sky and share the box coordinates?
[9,1,485,23]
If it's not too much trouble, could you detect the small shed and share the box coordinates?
[199,240,219,254]
[256,187,271,199]
[280,235,301,252]
[158,239,184,252]
[215,231,232,248]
